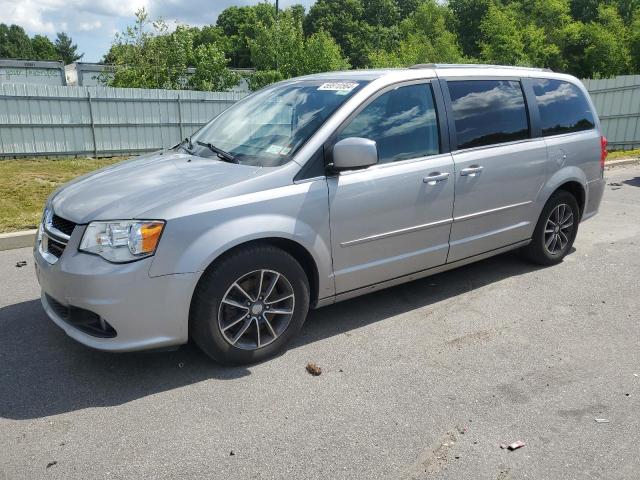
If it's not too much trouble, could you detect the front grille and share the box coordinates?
[46,237,66,258]
[51,214,76,236]
[46,295,117,338]
[42,213,76,261]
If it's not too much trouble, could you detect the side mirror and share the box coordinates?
[332,137,378,170]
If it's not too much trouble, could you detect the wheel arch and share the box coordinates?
[538,167,588,220]
[555,181,586,218]
[189,237,321,327]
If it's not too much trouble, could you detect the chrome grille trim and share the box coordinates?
[38,209,76,264]
[44,209,71,242]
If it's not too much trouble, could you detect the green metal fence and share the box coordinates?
[582,75,640,151]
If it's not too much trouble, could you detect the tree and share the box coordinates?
[106,10,187,89]
[396,0,422,20]
[616,0,640,23]
[502,0,570,70]
[304,0,371,66]
[31,35,57,60]
[569,0,602,23]
[448,0,494,58]
[479,4,529,66]
[0,24,34,59]
[55,32,83,64]
[105,9,237,91]
[521,23,563,70]
[247,70,285,91]
[249,10,350,80]
[189,43,240,91]
[370,0,463,67]
[303,30,351,73]
[363,0,399,27]
[580,5,631,77]
[631,10,640,71]
[249,11,305,78]
[571,0,640,24]
[216,3,276,67]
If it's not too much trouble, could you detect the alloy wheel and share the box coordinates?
[544,203,574,255]
[218,269,295,350]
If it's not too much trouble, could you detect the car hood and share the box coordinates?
[50,151,263,224]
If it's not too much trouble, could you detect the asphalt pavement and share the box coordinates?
[1,164,639,480]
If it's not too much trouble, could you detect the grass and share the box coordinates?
[0,148,639,233]
[607,148,640,161]
[0,157,125,233]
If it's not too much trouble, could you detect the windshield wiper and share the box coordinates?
[196,141,238,164]
[175,137,194,153]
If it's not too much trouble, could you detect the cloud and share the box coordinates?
[78,21,104,32]
[451,82,525,121]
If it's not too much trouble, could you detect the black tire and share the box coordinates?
[191,245,310,365]
[522,190,580,266]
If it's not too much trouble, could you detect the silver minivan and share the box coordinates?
[34,64,606,364]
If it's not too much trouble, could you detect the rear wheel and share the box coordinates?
[522,190,579,266]
[191,245,310,365]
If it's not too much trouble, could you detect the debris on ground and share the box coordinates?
[15,261,27,267]
[178,362,184,368]
[594,418,610,423]
[608,182,623,186]
[229,450,235,456]
[46,461,57,468]
[501,441,525,451]
[456,425,468,435]
[305,363,322,376]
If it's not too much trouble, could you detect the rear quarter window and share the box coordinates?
[532,79,595,136]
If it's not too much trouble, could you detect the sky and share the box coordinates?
[2,0,316,62]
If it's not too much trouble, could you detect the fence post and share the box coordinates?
[177,94,184,141]
[87,91,98,158]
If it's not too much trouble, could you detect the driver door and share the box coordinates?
[327,81,455,294]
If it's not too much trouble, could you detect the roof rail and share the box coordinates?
[409,63,553,72]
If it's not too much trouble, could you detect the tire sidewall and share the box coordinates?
[535,191,580,263]
[193,247,310,365]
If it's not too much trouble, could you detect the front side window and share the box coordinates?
[448,80,530,150]
[532,79,595,136]
[190,79,368,166]
[337,83,440,163]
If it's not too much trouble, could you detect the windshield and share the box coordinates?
[188,79,368,166]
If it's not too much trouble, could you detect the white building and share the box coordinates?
[65,62,114,87]
[0,59,66,86]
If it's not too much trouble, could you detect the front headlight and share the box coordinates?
[80,220,165,263]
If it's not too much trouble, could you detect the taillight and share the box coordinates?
[600,136,608,168]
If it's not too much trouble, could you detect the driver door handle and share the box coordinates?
[460,166,484,176]
[423,172,450,185]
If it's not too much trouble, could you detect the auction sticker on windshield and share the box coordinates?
[318,82,359,92]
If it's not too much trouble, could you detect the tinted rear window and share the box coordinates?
[448,80,529,150]
[532,79,595,136]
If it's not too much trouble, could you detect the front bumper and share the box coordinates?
[34,227,198,352]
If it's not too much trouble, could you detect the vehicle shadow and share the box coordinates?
[622,177,640,187]
[0,251,545,420]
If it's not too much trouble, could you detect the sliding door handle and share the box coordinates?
[460,166,484,177]
[423,172,450,185]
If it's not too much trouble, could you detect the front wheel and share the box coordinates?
[522,190,579,266]
[191,245,310,365]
